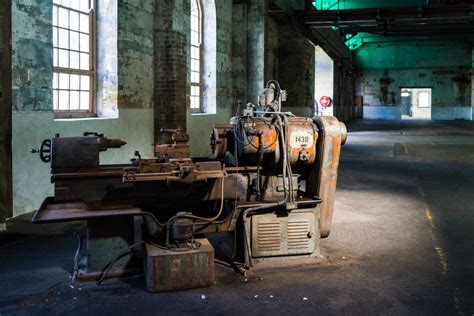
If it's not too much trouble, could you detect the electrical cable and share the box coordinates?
[96,240,145,285]
[166,177,225,224]
[282,114,295,202]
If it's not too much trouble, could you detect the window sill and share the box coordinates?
[54,115,118,122]
[190,111,216,116]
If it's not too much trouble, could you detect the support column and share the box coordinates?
[247,0,266,104]
[153,1,189,144]
[471,46,474,120]
[0,0,12,228]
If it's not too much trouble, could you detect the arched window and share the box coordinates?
[190,0,202,112]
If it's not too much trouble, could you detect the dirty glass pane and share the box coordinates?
[59,73,69,90]
[80,14,89,33]
[61,0,71,7]
[191,71,200,83]
[191,31,199,46]
[70,74,80,90]
[70,91,80,110]
[58,90,69,110]
[53,27,58,47]
[58,7,68,28]
[80,53,89,70]
[70,31,79,51]
[79,0,91,12]
[190,96,199,109]
[52,6,58,26]
[53,73,58,89]
[70,51,79,69]
[70,11,79,31]
[58,49,69,67]
[191,46,199,59]
[191,16,199,32]
[191,59,200,72]
[53,90,59,110]
[80,92,90,110]
[58,28,69,49]
[191,86,200,97]
[70,0,80,11]
[80,75,90,91]
[80,33,89,52]
[53,48,58,66]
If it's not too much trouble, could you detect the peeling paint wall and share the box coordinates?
[97,0,118,117]
[355,41,472,120]
[118,0,154,109]
[11,0,154,217]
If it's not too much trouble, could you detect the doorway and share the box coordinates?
[401,88,432,120]
[314,45,334,116]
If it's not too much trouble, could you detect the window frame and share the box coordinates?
[52,0,97,119]
[190,0,203,113]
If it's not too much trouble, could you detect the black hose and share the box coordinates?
[282,114,295,202]
[96,240,145,285]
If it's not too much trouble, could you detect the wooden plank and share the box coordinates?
[0,0,12,222]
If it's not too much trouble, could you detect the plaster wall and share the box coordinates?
[12,110,154,217]
[363,106,401,120]
[355,41,472,120]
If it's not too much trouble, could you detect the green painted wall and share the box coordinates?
[354,41,472,120]
[313,0,427,10]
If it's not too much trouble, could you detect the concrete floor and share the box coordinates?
[1,119,473,315]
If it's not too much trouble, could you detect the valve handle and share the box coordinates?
[32,139,52,163]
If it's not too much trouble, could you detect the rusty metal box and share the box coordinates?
[144,238,215,292]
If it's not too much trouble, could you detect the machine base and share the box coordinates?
[144,238,215,292]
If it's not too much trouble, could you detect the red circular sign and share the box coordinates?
[320,96,331,107]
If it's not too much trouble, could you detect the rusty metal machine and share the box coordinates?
[31,82,346,292]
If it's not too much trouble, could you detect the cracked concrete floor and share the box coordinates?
[1,119,473,315]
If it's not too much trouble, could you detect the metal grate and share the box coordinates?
[256,222,281,252]
[287,220,310,250]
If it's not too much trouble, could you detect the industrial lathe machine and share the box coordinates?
[31,82,346,292]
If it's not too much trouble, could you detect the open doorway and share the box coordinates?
[401,88,432,120]
[314,46,334,116]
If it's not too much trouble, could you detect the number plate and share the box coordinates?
[289,131,313,148]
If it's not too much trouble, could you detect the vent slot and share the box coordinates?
[288,220,310,250]
[257,222,281,252]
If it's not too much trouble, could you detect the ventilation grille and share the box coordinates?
[251,212,316,258]
[287,220,310,250]
[257,222,281,252]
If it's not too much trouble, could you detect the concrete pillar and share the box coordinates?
[246,0,266,104]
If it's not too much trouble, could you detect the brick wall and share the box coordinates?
[154,30,187,143]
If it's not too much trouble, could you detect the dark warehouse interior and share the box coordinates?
[0,0,473,314]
